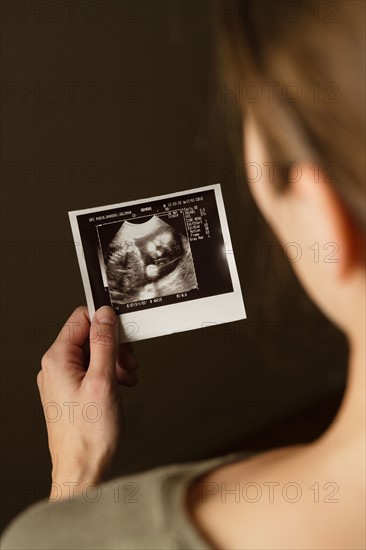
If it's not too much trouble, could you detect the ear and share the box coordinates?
[278,162,364,280]
[243,111,365,330]
[267,161,366,329]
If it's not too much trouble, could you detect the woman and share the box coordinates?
[1,1,364,548]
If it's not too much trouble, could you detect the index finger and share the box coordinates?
[54,305,90,349]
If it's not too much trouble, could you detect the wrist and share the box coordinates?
[50,458,107,502]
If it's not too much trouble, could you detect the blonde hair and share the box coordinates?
[220,0,365,231]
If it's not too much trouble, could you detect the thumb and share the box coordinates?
[88,306,118,380]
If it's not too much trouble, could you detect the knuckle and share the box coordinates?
[41,351,52,369]
[91,326,115,347]
[74,305,88,316]
[36,370,43,387]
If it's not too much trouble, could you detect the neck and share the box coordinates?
[318,319,366,450]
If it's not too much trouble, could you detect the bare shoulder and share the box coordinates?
[187,442,366,550]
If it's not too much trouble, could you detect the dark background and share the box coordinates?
[0,0,347,531]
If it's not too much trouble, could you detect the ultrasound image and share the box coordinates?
[104,215,197,305]
[75,187,234,315]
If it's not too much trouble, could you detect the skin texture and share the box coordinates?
[186,113,365,549]
[37,305,139,501]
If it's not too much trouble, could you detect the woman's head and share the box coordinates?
[221,0,365,339]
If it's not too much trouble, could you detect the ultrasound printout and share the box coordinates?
[69,184,246,342]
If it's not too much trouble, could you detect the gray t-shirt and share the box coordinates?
[1,451,252,549]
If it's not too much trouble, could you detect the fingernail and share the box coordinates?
[95,306,116,325]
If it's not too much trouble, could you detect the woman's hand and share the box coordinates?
[36,306,138,501]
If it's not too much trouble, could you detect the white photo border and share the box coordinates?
[68,183,246,343]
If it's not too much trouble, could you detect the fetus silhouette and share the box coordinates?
[105,215,197,305]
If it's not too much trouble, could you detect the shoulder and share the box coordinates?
[0,467,166,550]
[1,453,245,550]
